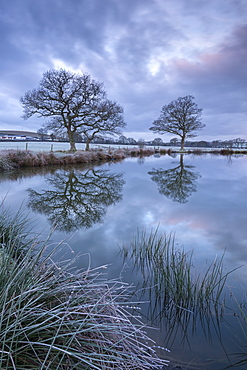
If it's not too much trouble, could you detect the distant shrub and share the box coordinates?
[167,148,173,155]
[220,149,234,155]
[159,148,167,154]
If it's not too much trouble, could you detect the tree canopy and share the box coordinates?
[20,69,126,151]
[150,95,204,150]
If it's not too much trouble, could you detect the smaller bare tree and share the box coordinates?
[150,95,204,150]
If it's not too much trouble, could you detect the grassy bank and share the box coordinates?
[0,148,155,171]
[0,208,168,369]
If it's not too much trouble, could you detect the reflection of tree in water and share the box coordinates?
[27,167,124,231]
[148,154,200,203]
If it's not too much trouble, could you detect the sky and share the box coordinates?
[0,0,246,142]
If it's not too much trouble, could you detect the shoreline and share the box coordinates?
[0,146,246,172]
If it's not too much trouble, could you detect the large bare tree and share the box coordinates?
[150,95,204,150]
[20,69,125,151]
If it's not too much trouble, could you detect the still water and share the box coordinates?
[0,153,247,369]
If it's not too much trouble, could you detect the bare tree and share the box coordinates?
[150,95,204,150]
[78,98,125,150]
[20,69,125,151]
[37,127,48,140]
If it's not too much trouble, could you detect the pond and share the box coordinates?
[0,152,247,369]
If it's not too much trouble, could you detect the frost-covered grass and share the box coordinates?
[0,208,168,369]
[0,147,156,171]
[0,149,117,170]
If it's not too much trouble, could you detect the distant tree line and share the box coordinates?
[44,132,247,149]
[2,130,246,149]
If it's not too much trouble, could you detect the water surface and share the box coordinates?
[0,153,246,369]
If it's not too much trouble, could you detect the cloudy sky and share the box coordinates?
[0,0,246,142]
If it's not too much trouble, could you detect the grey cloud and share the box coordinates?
[0,0,246,139]
[173,25,247,109]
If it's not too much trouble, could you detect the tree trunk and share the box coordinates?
[68,127,76,151]
[69,140,76,151]
[85,138,92,151]
[180,136,185,150]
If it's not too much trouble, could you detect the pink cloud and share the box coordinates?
[174,24,247,79]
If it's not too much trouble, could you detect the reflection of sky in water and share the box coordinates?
[1,154,247,368]
[0,154,246,277]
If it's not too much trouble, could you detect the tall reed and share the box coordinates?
[121,228,236,331]
[226,289,247,367]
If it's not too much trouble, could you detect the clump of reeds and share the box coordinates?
[0,149,35,169]
[226,289,247,367]
[122,228,235,318]
[220,149,237,155]
[0,154,16,171]
[0,149,126,171]
[139,148,155,156]
[120,147,155,157]
[187,149,204,155]
[159,148,168,155]
[0,148,160,171]
[0,149,62,169]
[0,208,169,369]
